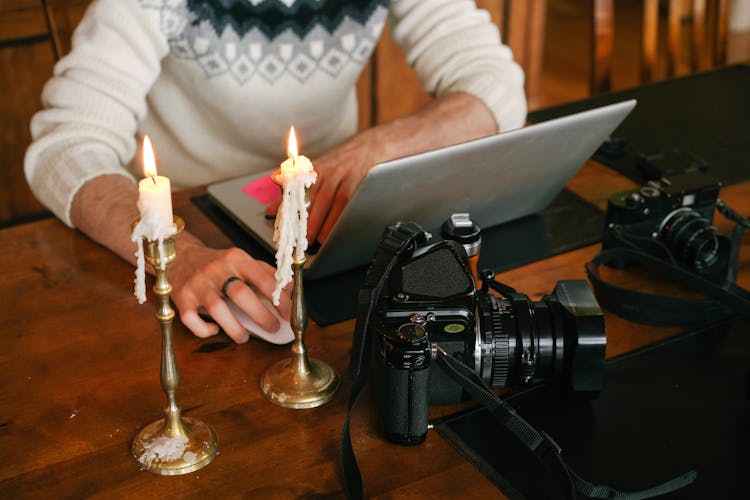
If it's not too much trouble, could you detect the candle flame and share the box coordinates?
[286,126,298,159]
[142,135,158,179]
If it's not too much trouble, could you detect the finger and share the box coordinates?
[225,281,281,333]
[205,296,250,343]
[317,182,352,243]
[253,262,293,320]
[265,196,281,217]
[274,284,293,320]
[180,308,220,338]
[229,251,275,294]
[308,178,337,243]
[309,173,322,200]
[229,254,292,320]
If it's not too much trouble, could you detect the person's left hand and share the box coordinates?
[265,132,379,244]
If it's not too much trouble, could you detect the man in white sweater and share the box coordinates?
[25,0,526,343]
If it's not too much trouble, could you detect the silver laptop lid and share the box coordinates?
[207,99,636,279]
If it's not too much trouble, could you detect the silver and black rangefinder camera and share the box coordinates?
[603,170,730,280]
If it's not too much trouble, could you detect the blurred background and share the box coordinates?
[2,0,749,228]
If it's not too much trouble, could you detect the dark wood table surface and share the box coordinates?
[1,160,748,498]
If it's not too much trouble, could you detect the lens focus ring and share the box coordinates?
[480,294,510,387]
[658,208,722,273]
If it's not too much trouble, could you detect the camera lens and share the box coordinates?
[657,208,723,273]
[477,293,558,388]
[475,281,605,395]
[476,294,512,387]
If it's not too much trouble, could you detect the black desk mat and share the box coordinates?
[528,64,750,186]
[433,318,750,499]
[193,188,604,325]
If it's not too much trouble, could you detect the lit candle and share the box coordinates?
[137,136,173,229]
[272,126,317,305]
[131,136,177,303]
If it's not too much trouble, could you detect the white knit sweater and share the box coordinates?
[25,0,527,227]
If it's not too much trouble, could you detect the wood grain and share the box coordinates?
[1,157,748,496]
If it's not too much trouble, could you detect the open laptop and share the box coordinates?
[207,99,636,279]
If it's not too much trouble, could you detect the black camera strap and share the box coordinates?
[586,207,750,326]
[434,347,698,500]
[341,222,430,499]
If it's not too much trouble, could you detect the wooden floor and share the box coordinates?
[537,0,750,110]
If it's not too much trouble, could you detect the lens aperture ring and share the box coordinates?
[481,294,510,388]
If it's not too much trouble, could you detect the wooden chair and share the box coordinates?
[42,0,546,128]
[358,0,548,128]
[41,0,91,60]
[591,0,730,94]
[0,1,56,226]
[490,0,548,110]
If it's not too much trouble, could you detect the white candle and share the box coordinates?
[137,136,173,229]
[272,126,317,306]
[131,136,177,303]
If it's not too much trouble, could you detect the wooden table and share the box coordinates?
[1,161,748,498]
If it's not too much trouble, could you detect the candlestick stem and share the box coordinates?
[290,256,311,372]
[131,216,218,475]
[154,261,182,432]
[260,255,339,409]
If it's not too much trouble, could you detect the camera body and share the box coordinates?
[369,237,606,445]
[603,170,729,279]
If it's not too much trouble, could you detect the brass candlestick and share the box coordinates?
[131,216,218,475]
[260,170,340,409]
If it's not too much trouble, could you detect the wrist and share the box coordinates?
[344,127,388,166]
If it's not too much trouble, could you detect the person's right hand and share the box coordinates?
[168,236,291,343]
[265,129,380,245]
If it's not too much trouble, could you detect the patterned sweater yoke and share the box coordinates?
[25,0,527,228]
[160,0,390,84]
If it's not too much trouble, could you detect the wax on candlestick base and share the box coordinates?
[138,434,189,468]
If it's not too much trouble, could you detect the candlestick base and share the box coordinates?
[132,415,218,475]
[261,356,340,409]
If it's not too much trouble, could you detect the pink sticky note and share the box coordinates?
[242,175,280,205]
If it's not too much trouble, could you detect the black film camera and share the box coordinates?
[603,170,731,280]
[366,225,607,445]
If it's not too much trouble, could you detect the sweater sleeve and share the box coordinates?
[24,0,169,227]
[387,0,527,132]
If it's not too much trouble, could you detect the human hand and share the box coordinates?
[168,236,291,343]
[265,132,379,244]
[263,92,497,243]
